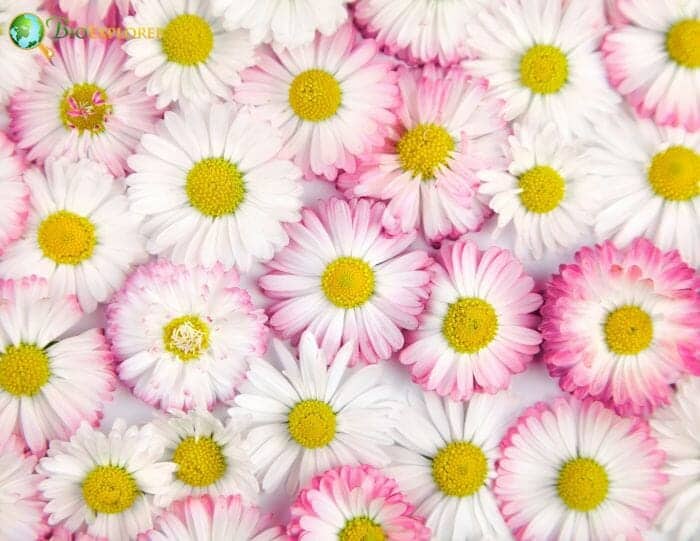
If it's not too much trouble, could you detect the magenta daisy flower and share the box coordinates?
[289,465,431,540]
[541,238,700,416]
[106,260,269,412]
[259,197,432,366]
[0,132,28,255]
[339,66,508,243]
[9,38,159,177]
[602,0,700,132]
[400,238,542,401]
[495,397,667,541]
[235,24,398,181]
[142,495,285,541]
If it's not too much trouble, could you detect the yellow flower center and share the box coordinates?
[59,83,111,134]
[186,157,246,217]
[603,305,653,356]
[287,399,336,449]
[647,146,699,201]
[288,69,342,122]
[666,19,700,68]
[173,436,227,488]
[339,517,386,541]
[557,457,609,512]
[321,257,375,309]
[37,210,96,265]
[161,14,214,66]
[0,344,51,397]
[442,298,499,354]
[82,465,139,514]
[432,441,488,498]
[520,44,569,94]
[396,123,455,180]
[162,315,210,361]
[518,165,566,214]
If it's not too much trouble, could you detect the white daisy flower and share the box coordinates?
[126,102,303,270]
[466,0,619,138]
[0,0,42,102]
[152,410,258,506]
[212,0,351,49]
[123,0,255,108]
[228,332,399,495]
[651,377,700,541]
[0,158,147,313]
[589,114,700,266]
[479,120,596,259]
[386,391,513,541]
[38,419,176,541]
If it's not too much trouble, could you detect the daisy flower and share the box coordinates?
[0,435,48,541]
[466,0,619,138]
[0,158,147,313]
[9,38,159,177]
[106,260,269,412]
[289,464,431,540]
[651,377,700,541]
[400,238,542,401]
[353,0,482,65]
[0,276,115,455]
[603,0,700,132]
[541,238,700,416]
[495,397,667,540]
[142,494,285,541]
[0,132,28,255]
[479,120,596,259]
[386,391,513,541]
[228,332,399,495]
[39,420,175,541]
[58,0,130,25]
[152,410,258,506]
[339,66,508,243]
[259,198,432,366]
[0,0,43,102]
[123,0,255,108]
[589,115,700,266]
[235,23,398,181]
[213,0,351,49]
[126,102,303,270]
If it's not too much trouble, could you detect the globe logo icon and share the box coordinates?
[9,13,45,50]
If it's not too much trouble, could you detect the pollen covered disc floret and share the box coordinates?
[37,210,97,266]
[320,257,375,309]
[396,123,455,180]
[288,69,342,122]
[431,441,488,498]
[185,158,246,218]
[161,14,214,66]
[82,465,139,515]
[519,44,569,95]
[0,344,51,397]
[287,399,337,449]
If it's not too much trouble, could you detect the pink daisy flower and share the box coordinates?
[541,238,700,416]
[0,435,48,541]
[602,0,700,132]
[400,238,542,401]
[0,276,115,455]
[140,495,285,541]
[235,24,398,181]
[10,38,159,177]
[339,66,508,243]
[0,132,28,255]
[495,397,667,541]
[259,197,432,366]
[106,260,269,412]
[56,0,131,25]
[289,465,431,540]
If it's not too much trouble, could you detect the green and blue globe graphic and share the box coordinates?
[9,13,45,50]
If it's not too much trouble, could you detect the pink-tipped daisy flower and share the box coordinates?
[339,66,508,243]
[0,276,115,456]
[235,23,398,181]
[106,260,269,412]
[541,238,700,416]
[400,238,542,401]
[495,397,667,540]
[602,0,700,132]
[10,38,160,177]
[0,132,29,255]
[259,197,432,366]
[289,464,431,540]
